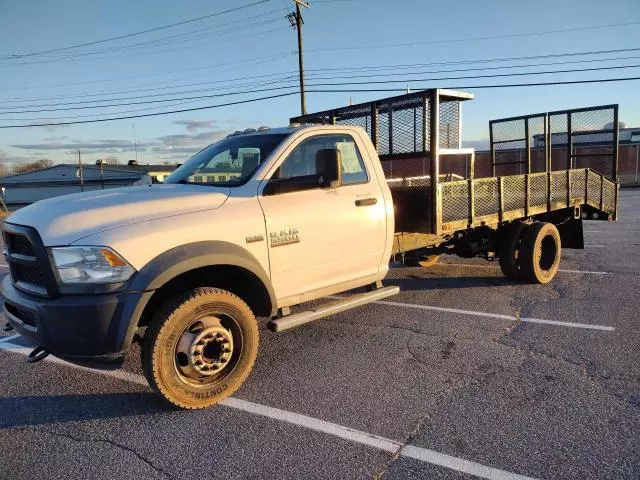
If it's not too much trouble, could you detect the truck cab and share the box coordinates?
[1,124,396,408]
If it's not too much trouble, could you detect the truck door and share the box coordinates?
[258,132,387,303]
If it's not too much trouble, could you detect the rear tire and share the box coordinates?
[498,221,527,279]
[518,222,561,284]
[141,287,259,409]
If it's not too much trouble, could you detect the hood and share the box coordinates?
[7,184,230,245]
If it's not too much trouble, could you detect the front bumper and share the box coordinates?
[1,275,150,367]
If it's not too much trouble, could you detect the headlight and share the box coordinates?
[50,246,135,284]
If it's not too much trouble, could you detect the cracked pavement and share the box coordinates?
[0,189,639,479]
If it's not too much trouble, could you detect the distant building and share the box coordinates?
[118,161,178,183]
[118,160,244,184]
[0,164,151,205]
[533,126,640,149]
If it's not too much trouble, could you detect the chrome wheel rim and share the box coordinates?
[174,313,242,388]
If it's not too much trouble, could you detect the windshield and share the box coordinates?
[164,133,289,186]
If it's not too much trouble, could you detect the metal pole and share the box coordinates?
[636,145,640,183]
[293,1,309,115]
[430,89,441,234]
[525,118,531,174]
[612,105,619,180]
[78,149,84,192]
[489,121,496,177]
[567,112,573,170]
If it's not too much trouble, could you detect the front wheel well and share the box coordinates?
[137,265,273,329]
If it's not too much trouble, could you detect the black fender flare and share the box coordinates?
[118,241,276,351]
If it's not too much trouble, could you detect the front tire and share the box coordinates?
[142,287,259,409]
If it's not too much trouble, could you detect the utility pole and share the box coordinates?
[99,160,104,189]
[77,149,84,192]
[288,0,309,115]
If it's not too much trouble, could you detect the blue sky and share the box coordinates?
[1,0,639,167]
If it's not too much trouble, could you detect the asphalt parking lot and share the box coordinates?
[0,190,639,480]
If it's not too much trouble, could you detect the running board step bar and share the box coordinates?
[267,286,400,333]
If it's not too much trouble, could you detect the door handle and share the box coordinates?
[355,198,377,207]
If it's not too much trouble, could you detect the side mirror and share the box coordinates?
[315,148,342,188]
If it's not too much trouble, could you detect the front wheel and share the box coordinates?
[142,287,259,409]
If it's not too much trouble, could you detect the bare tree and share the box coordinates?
[12,159,54,174]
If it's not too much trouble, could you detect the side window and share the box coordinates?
[273,134,368,188]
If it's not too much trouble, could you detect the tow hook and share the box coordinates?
[27,346,50,364]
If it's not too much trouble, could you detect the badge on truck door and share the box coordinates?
[270,228,300,247]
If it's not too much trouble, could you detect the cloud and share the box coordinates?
[155,129,228,150]
[151,146,203,154]
[173,120,218,133]
[7,128,229,165]
[0,149,32,163]
[24,122,70,133]
[42,136,69,141]
[10,139,150,152]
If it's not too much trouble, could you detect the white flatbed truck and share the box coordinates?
[1,89,619,408]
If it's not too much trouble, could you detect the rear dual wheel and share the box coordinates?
[498,221,561,284]
[519,222,561,284]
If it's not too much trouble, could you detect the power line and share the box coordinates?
[1,51,295,92]
[0,75,299,109]
[4,16,288,66]
[2,76,639,129]
[0,92,301,128]
[26,10,288,60]
[3,62,640,115]
[2,26,287,67]
[304,63,640,87]
[309,76,640,93]
[1,0,273,60]
[308,21,640,52]
[5,46,635,98]
[4,55,639,109]
[304,55,640,81]
[1,71,298,104]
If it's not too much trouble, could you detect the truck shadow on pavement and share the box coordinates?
[0,393,176,428]
[384,274,516,291]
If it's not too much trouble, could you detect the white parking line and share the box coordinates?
[354,299,615,331]
[439,263,608,275]
[0,334,20,343]
[0,339,538,480]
